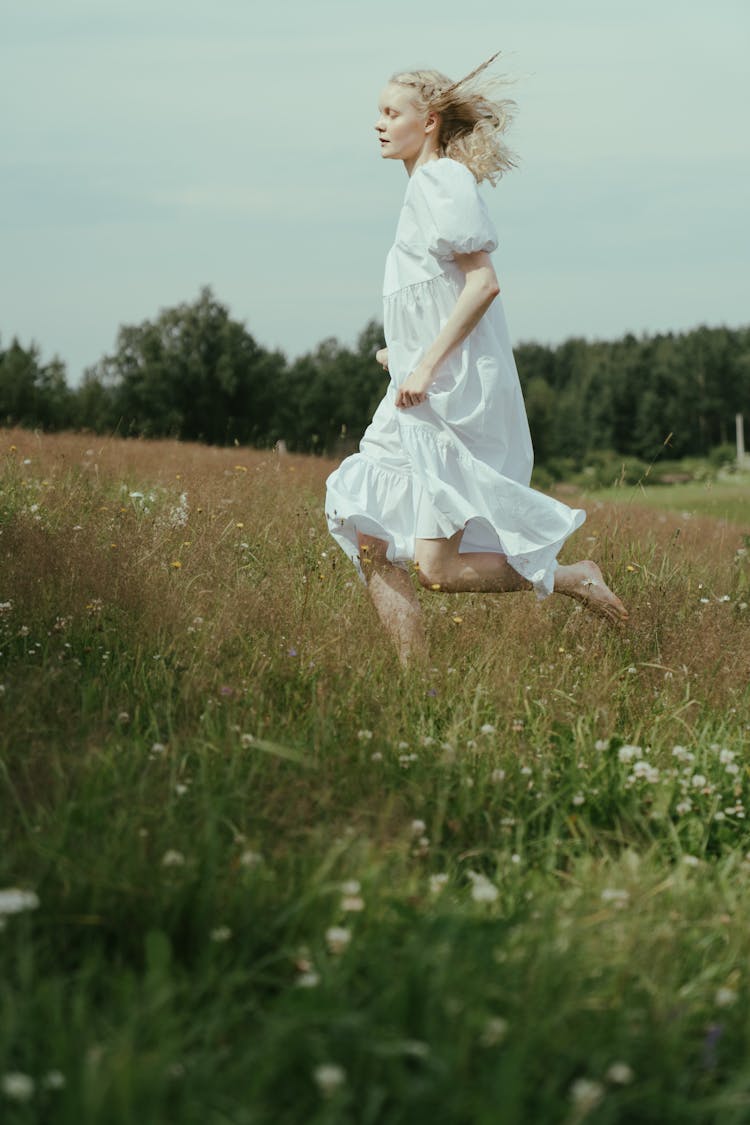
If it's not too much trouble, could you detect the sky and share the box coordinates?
[2,0,749,383]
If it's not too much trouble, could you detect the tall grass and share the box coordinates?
[2,428,750,1123]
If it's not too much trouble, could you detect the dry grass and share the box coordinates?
[3,426,749,741]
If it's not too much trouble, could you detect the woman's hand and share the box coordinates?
[395,363,434,409]
[375,347,389,371]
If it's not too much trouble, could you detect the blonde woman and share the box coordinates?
[325,54,628,664]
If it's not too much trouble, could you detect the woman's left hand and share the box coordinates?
[395,364,433,409]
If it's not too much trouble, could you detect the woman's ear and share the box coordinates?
[425,110,440,135]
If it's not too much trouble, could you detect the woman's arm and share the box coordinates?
[394,250,500,409]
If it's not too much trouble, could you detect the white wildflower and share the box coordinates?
[313,1063,346,1096]
[296,970,320,988]
[429,873,449,895]
[675,798,693,815]
[0,888,39,915]
[633,760,660,783]
[569,1077,605,1111]
[715,986,738,1008]
[595,738,609,751]
[672,745,694,763]
[169,492,189,528]
[356,729,373,741]
[210,926,232,942]
[410,819,426,837]
[572,793,585,806]
[161,850,185,867]
[480,723,497,735]
[468,871,499,904]
[399,753,418,767]
[618,744,642,763]
[239,849,263,868]
[605,1061,634,1084]
[491,768,506,783]
[479,1016,509,1046]
[690,773,707,788]
[1,1072,34,1101]
[325,926,351,954]
[682,855,700,867]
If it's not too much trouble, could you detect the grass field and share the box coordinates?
[590,476,750,529]
[2,428,750,1124]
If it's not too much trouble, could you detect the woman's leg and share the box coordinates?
[414,530,628,622]
[357,532,427,665]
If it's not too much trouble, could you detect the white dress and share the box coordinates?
[324,157,585,598]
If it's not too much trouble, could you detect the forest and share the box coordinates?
[2,286,748,475]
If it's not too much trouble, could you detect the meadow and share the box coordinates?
[2,427,750,1124]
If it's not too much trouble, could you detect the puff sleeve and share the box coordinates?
[413,158,499,260]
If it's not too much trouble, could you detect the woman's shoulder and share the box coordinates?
[414,157,477,187]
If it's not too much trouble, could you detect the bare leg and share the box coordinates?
[414,529,628,622]
[357,533,427,666]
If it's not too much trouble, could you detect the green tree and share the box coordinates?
[92,287,285,444]
[0,338,74,429]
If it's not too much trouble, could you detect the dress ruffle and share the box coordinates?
[325,419,585,599]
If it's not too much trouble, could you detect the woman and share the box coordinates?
[325,54,628,664]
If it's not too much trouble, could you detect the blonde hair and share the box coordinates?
[389,52,517,185]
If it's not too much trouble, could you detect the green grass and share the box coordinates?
[2,431,750,1123]
[589,475,750,528]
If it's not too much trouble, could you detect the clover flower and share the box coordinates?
[325,926,351,954]
[605,1062,634,1085]
[569,1077,605,1111]
[313,1063,346,1096]
[161,850,186,867]
[468,871,499,903]
[429,873,449,895]
[0,888,40,915]
[1,1073,34,1102]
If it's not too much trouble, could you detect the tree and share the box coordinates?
[92,287,286,443]
[0,338,74,429]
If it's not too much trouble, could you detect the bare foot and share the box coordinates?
[555,560,629,624]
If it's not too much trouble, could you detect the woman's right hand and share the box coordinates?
[375,347,389,371]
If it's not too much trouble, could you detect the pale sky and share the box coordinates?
[2,0,749,383]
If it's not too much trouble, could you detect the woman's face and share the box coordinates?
[374,83,435,161]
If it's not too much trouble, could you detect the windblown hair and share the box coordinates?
[389,51,517,185]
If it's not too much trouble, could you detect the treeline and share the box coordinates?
[2,286,749,466]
